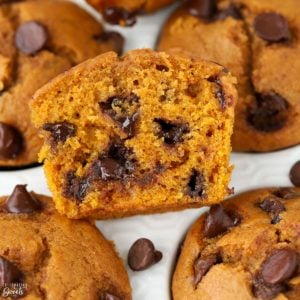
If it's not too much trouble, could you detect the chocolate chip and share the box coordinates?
[100,292,122,300]
[128,238,162,271]
[156,65,169,72]
[0,256,23,285]
[186,83,201,98]
[259,197,285,224]
[95,31,124,55]
[290,161,300,187]
[15,21,48,55]
[64,172,90,202]
[154,119,189,145]
[43,122,76,143]
[88,141,136,181]
[254,13,290,43]
[207,76,226,109]
[194,253,220,287]
[100,94,140,138]
[0,122,23,159]
[261,249,298,285]
[185,0,217,21]
[203,204,240,238]
[273,187,300,199]
[215,4,242,21]
[248,93,289,132]
[186,170,206,198]
[4,185,41,214]
[253,276,285,300]
[103,7,137,26]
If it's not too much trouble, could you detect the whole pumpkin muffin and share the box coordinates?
[0,0,124,168]
[31,49,237,219]
[87,0,177,26]
[0,185,131,299]
[172,187,300,300]
[158,0,300,152]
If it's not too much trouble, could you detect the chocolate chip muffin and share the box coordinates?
[0,0,124,168]
[0,185,131,299]
[31,49,237,219]
[87,0,177,26]
[158,0,300,152]
[173,187,300,300]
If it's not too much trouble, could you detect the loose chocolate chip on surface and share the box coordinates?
[194,253,219,287]
[154,119,189,145]
[290,161,300,187]
[0,256,23,285]
[186,169,206,198]
[254,13,290,43]
[0,122,23,159]
[261,249,298,285]
[185,0,217,21]
[103,7,137,26]
[259,197,285,224]
[128,238,162,271]
[100,292,122,300]
[207,76,226,109]
[15,21,48,55]
[95,31,124,55]
[253,276,285,300]
[43,122,76,143]
[4,185,41,214]
[203,204,240,238]
[248,93,289,132]
[64,172,90,202]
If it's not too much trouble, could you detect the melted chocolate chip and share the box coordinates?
[100,292,122,300]
[259,197,286,224]
[0,256,23,285]
[100,94,140,137]
[43,122,76,143]
[203,204,240,238]
[273,188,300,199]
[185,0,217,21]
[248,93,289,132]
[261,249,298,285]
[194,253,220,287]
[186,170,206,198]
[254,13,290,43]
[253,276,286,300]
[95,31,124,55]
[15,21,48,55]
[4,185,41,214]
[88,141,136,181]
[103,7,137,26]
[0,122,23,159]
[207,76,226,109]
[128,238,162,271]
[290,161,300,187]
[156,65,169,72]
[64,172,90,202]
[154,119,189,145]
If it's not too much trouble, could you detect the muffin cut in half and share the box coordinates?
[31,49,237,219]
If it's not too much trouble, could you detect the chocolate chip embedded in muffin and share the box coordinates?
[185,0,217,21]
[207,76,227,109]
[0,256,24,285]
[186,170,206,198]
[43,122,76,143]
[103,7,137,26]
[259,197,286,224]
[128,238,162,271]
[290,161,300,187]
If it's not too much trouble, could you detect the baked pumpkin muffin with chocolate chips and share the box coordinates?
[173,187,300,300]
[0,0,124,168]
[31,49,237,219]
[0,185,131,299]
[87,0,177,26]
[158,0,300,152]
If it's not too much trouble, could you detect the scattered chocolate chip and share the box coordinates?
[64,172,90,202]
[15,21,48,55]
[186,169,206,198]
[4,185,41,214]
[0,122,23,159]
[100,94,140,137]
[100,292,122,300]
[156,64,169,72]
[254,13,290,43]
[128,238,162,271]
[253,276,285,300]
[103,7,137,26]
[273,187,300,199]
[194,253,220,287]
[0,256,23,285]
[207,76,226,109]
[203,204,240,238]
[95,31,124,55]
[154,118,189,145]
[215,4,242,21]
[290,161,300,187]
[43,122,76,143]
[248,93,289,132]
[185,0,217,21]
[261,249,298,285]
[88,141,136,182]
[259,197,285,224]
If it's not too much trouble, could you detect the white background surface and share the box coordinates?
[0,1,299,299]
